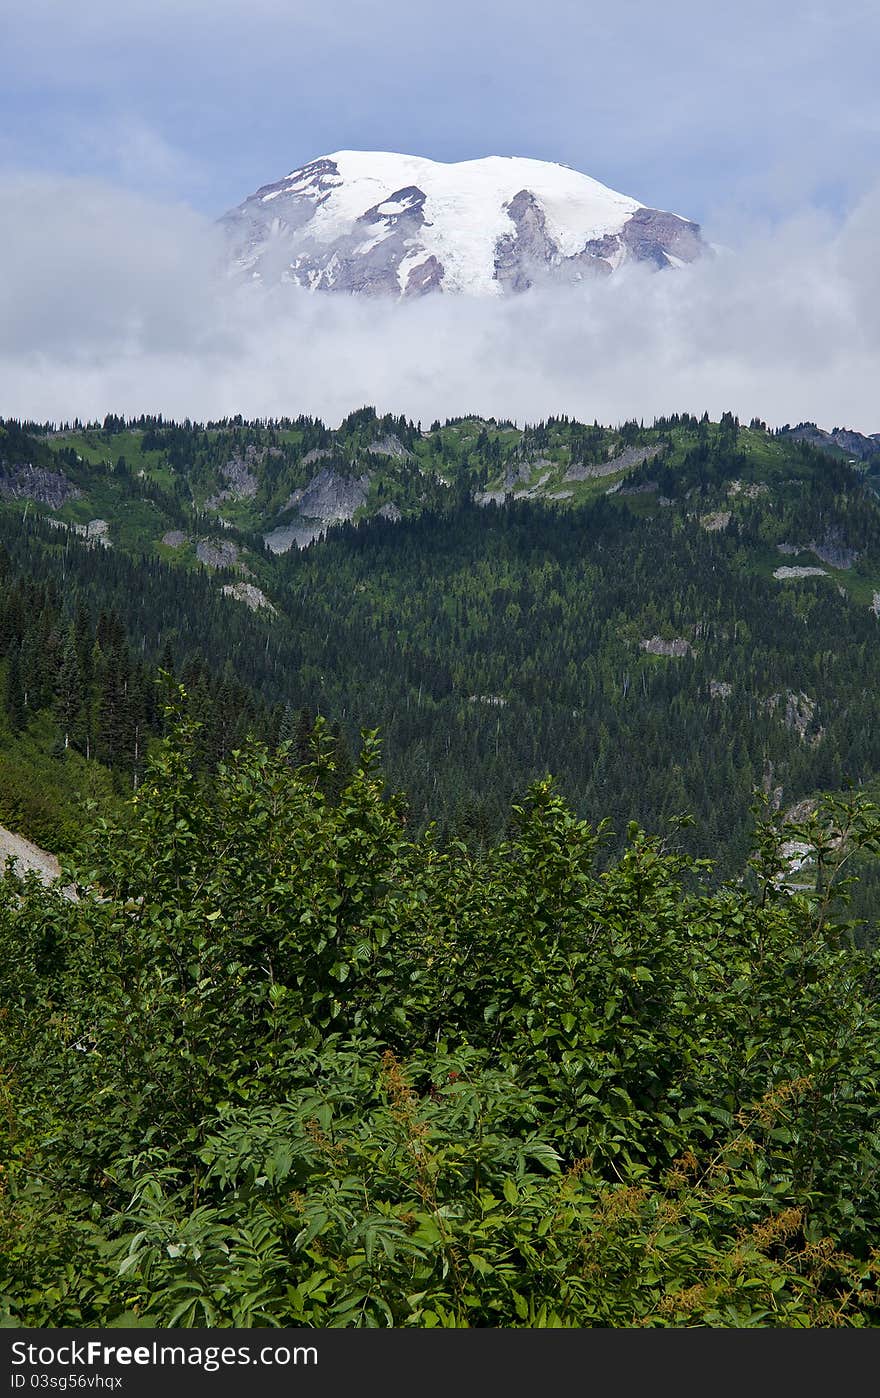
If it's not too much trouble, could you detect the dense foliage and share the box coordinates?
[2,707,880,1327]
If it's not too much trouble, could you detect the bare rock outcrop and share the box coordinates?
[47,517,111,548]
[640,636,692,657]
[809,535,860,570]
[503,456,549,490]
[565,444,663,483]
[493,190,595,292]
[367,434,412,460]
[284,468,370,524]
[700,510,731,532]
[221,581,276,613]
[0,823,61,886]
[764,690,821,742]
[728,480,768,499]
[773,566,827,580]
[197,538,240,569]
[206,447,261,510]
[782,422,880,462]
[777,533,860,570]
[0,464,81,509]
[264,520,327,553]
[265,467,370,553]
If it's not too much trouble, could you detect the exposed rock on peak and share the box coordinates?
[782,422,880,462]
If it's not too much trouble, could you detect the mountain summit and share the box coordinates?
[221,150,706,298]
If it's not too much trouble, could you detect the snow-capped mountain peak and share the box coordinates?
[221,150,706,298]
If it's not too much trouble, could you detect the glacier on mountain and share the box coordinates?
[221,150,706,298]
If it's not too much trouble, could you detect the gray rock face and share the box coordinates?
[404,255,444,294]
[196,538,240,569]
[206,447,261,510]
[493,198,704,288]
[288,467,370,522]
[0,464,81,509]
[227,171,445,297]
[265,467,371,553]
[495,191,563,293]
[776,531,860,570]
[0,821,62,888]
[47,517,111,548]
[77,519,111,548]
[608,206,703,268]
[504,456,550,490]
[810,533,860,570]
[264,520,327,553]
[565,444,664,483]
[367,434,412,460]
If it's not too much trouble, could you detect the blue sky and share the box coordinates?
[1,1,878,430]
[4,0,879,227]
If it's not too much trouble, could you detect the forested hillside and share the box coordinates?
[2,409,880,889]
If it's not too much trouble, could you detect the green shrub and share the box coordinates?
[2,702,880,1327]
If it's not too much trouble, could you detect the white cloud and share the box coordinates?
[0,174,878,434]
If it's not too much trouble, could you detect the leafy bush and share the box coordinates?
[1,701,880,1327]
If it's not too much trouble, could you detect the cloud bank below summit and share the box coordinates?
[1,175,878,433]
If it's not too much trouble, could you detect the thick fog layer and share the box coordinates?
[1,175,878,432]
